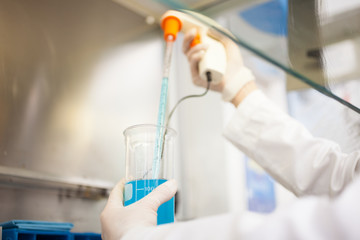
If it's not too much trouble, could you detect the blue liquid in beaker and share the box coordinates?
[124,179,174,225]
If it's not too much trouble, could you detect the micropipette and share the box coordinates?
[161,10,227,84]
[153,10,228,178]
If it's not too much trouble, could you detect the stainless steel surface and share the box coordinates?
[112,0,235,20]
[287,0,325,90]
[0,166,113,199]
[0,0,153,180]
[0,187,108,232]
[0,0,159,232]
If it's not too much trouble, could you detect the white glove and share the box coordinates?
[183,28,255,102]
[100,179,177,240]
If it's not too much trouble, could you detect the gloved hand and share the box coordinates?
[100,179,177,240]
[183,28,257,104]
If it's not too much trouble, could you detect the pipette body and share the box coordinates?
[160,10,227,85]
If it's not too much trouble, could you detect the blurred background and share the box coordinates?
[0,0,359,232]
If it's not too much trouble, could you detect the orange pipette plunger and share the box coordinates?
[161,15,182,41]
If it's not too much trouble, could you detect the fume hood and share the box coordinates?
[1,0,360,234]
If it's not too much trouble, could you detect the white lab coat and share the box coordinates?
[123,90,360,240]
[223,90,360,197]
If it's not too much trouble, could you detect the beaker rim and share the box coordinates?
[123,124,177,137]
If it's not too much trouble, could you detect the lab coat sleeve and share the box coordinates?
[236,176,360,240]
[123,177,360,240]
[223,90,360,197]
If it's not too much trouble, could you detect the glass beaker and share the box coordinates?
[123,124,176,225]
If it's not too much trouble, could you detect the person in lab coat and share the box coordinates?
[100,29,360,239]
